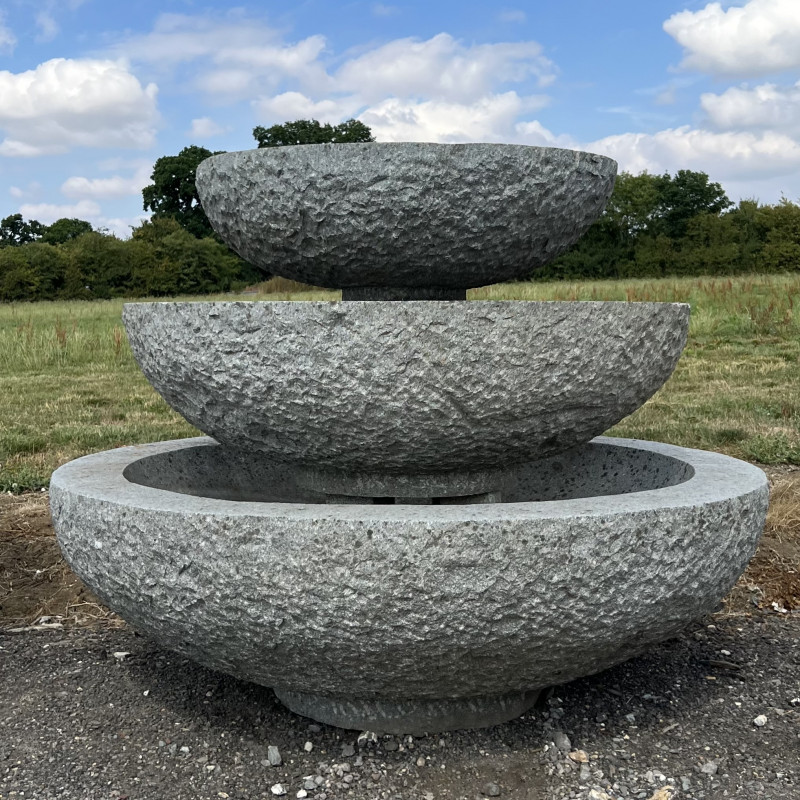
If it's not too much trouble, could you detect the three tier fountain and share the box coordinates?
[51,143,768,734]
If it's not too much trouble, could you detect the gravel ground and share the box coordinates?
[1,611,798,800]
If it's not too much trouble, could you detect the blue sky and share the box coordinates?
[1,0,799,236]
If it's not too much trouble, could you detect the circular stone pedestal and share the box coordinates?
[50,437,767,734]
[273,689,541,735]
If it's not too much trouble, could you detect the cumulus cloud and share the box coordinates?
[19,200,147,238]
[61,163,152,199]
[361,92,550,144]
[20,200,102,223]
[188,117,229,138]
[336,34,555,104]
[252,92,363,124]
[0,58,157,156]
[8,182,42,200]
[664,0,800,77]
[588,126,800,182]
[186,24,557,144]
[113,13,331,99]
[701,81,800,133]
[0,58,158,156]
[114,15,556,131]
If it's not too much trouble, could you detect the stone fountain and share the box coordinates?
[50,143,768,735]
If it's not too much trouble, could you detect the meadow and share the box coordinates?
[1,272,799,493]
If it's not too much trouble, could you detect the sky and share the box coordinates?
[1,0,800,237]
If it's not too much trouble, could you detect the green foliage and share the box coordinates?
[542,170,799,281]
[0,213,44,247]
[40,217,93,245]
[142,145,224,239]
[0,218,259,302]
[655,169,732,239]
[253,118,375,147]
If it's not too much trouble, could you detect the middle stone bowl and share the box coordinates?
[123,301,689,490]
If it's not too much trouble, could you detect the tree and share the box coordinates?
[142,145,224,239]
[603,172,662,243]
[130,217,258,295]
[759,198,800,272]
[40,217,93,245]
[0,247,40,300]
[252,118,375,148]
[0,214,43,247]
[654,170,732,239]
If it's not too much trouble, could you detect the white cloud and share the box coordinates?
[8,182,42,200]
[113,15,557,148]
[114,13,331,100]
[0,140,45,157]
[253,92,363,125]
[701,81,800,133]
[20,200,102,223]
[110,12,280,65]
[61,164,152,199]
[664,0,800,77]
[18,200,147,238]
[372,4,400,16]
[0,58,159,156]
[0,12,16,54]
[188,117,229,138]
[589,126,800,182]
[514,120,576,148]
[336,34,555,104]
[99,215,149,239]
[360,92,549,144]
[35,11,58,42]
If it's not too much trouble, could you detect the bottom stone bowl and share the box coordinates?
[50,437,767,734]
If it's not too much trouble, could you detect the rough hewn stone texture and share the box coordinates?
[195,143,617,290]
[50,437,768,732]
[122,301,690,479]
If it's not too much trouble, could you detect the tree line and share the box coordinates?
[2,120,799,302]
[542,170,800,280]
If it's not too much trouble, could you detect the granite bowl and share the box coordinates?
[123,300,690,492]
[195,143,617,291]
[50,436,768,733]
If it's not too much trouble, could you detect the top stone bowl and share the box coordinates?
[195,143,617,291]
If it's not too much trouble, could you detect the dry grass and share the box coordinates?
[722,468,800,615]
[247,275,333,297]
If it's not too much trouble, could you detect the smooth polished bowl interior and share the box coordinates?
[123,301,690,482]
[195,143,617,290]
[50,436,768,733]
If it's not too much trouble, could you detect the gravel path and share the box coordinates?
[1,611,798,800]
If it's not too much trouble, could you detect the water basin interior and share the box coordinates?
[122,441,695,504]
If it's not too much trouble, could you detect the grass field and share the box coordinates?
[1,273,799,492]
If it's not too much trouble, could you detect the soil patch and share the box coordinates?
[0,492,118,627]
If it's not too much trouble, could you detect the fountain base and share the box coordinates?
[50,436,767,734]
[274,688,540,734]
